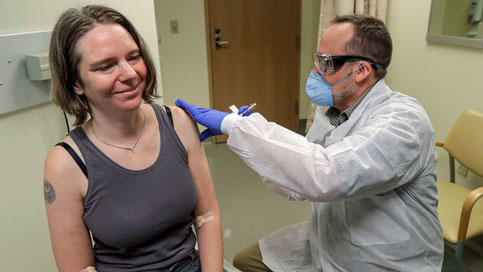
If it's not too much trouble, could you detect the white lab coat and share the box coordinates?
[222,79,444,271]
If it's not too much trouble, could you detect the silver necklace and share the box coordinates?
[92,109,146,153]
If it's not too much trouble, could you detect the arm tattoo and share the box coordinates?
[44,179,56,204]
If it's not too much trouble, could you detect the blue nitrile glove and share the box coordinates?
[176,99,228,141]
[238,105,252,116]
[176,99,253,141]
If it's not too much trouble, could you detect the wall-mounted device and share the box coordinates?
[0,30,52,116]
[25,52,50,81]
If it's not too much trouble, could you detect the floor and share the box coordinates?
[203,142,483,272]
[204,142,311,264]
[447,237,483,272]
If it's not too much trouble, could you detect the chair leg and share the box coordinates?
[449,154,455,183]
[456,241,464,258]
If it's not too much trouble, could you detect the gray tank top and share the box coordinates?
[70,104,197,271]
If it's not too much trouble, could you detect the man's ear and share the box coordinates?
[354,62,372,83]
[73,82,84,96]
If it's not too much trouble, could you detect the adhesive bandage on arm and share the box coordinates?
[80,266,97,272]
[194,211,214,229]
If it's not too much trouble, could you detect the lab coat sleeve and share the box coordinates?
[224,103,432,202]
[225,113,339,202]
[261,177,306,201]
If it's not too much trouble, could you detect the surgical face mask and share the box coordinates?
[305,64,367,107]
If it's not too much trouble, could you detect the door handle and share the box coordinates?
[216,40,229,49]
[214,27,229,50]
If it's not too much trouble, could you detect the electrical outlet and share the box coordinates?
[458,164,468,177]
[170,20,179,34]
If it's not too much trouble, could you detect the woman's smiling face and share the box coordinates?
[73,23,147,115]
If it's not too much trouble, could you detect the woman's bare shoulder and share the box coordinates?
[165,105,201,150]
[44,134,87,191]
[166,105,198,131]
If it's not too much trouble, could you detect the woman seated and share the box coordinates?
[44,5,223,271]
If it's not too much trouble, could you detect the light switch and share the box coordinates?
[170,20,179,34]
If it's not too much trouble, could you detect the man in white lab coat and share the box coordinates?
[176,14,443,272]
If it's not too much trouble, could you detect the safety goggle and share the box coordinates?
[313,53,384,74]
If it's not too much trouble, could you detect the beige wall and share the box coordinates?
[2,0,483,269]
[154,0,210,108]
[386,0,483,188]
[0,0,161,270]
[154,0,320,118]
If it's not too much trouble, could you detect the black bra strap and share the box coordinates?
[163,105,174,126]
[55,142,88,178]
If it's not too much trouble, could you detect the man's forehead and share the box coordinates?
[318,23,354,54]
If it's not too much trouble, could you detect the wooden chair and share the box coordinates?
[436,109,483,258]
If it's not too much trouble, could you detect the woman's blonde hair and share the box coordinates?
[50,5,159,126]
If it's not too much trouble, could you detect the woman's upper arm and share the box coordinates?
[44,145,94,271]
[169,106,219,216]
